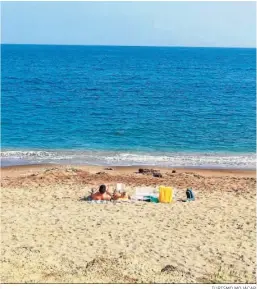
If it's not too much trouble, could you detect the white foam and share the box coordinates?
[1,149,256,169]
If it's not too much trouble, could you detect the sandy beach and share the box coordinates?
[1,164,256,283]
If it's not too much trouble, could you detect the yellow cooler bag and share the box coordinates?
[159,186,173,203]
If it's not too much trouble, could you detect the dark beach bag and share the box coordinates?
[186,188,195,201]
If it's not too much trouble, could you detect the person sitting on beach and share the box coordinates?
[91,184,112,201]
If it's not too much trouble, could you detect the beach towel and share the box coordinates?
[131,187,158,201]
[86,200,110,204]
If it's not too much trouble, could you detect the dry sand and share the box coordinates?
[1,164,256,283]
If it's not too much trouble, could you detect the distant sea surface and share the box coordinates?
[1,45,256,169]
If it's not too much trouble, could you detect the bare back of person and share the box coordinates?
[92,192,111,201]
[91,184,111,201]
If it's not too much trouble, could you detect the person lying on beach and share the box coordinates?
[112,191,130,201]
[91,184,112,201]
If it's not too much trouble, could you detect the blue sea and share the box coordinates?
[1,44,256,169]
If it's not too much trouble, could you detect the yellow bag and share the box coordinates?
[159,186,173,203]
[159,186,165,203]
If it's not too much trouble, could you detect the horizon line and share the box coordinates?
[1,43,256,49]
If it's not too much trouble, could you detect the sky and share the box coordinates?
[1,1,256,48]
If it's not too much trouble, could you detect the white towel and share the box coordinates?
[132,187,158,200]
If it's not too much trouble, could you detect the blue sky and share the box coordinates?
[1,1,256,47]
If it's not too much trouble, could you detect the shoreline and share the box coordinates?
[1,149,256,171]
[1,163,256,178]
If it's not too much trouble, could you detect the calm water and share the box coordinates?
[1,44,256,168]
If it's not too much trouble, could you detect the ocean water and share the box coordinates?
[1,44,256,168]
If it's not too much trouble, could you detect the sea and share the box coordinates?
[1,44,256,169]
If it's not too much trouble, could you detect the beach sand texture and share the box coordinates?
[1,165,256,283]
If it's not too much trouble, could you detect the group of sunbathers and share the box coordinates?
[90,184,129,201]
[89,184,195,202]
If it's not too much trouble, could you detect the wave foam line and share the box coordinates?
[1,150,256,169]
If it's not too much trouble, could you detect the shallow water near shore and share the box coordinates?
[1,149,256,169]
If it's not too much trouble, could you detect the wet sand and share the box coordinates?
[1,164,256,283]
